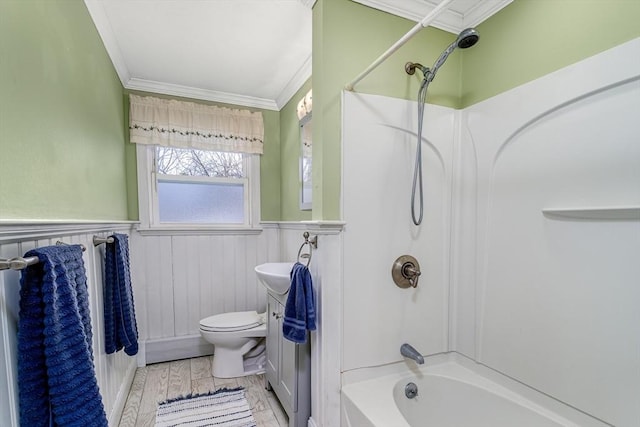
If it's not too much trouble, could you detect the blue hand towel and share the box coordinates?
[18,244,108,427]
[283,262,316,344]
[104,233,139,356]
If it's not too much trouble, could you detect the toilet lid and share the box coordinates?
[200,311,262,332]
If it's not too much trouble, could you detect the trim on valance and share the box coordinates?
[129,94,264,154]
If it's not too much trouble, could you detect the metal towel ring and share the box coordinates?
[296,232,317,267]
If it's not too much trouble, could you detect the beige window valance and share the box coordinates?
[129,94,264,154]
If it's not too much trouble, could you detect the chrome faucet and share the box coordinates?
[400,343,424,364]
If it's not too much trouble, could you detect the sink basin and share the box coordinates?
[255,262,295,295]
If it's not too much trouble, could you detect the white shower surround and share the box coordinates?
[341,37,640,426]
[343,93,455,370]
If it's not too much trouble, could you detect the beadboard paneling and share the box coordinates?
[131,228,279,363]
[278,223,345,427]
[0,223,137,427]
[0,242,20,427]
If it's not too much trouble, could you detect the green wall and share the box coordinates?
[0,0,282,223]
[311,0,640,220]
[313,0,459,220]
[260,109,282,221]
[280,79,313,221]
[0,0,128,220]
[461,0,640,107]
[3,0,638,223]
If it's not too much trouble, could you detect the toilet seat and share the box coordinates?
[199,311,264,332]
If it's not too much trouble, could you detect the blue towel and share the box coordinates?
[18,244,108,427]
[283,262,316,344]
[104,233,138,356]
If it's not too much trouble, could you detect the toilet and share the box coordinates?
[199,310,267,378]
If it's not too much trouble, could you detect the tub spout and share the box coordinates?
[400,343,424,364]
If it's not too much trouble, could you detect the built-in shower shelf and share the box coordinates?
[542,206,640,220]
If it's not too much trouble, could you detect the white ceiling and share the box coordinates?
[85,0,511,111]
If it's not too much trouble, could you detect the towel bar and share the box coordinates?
[0,256,40,271]
[1,243,86,271]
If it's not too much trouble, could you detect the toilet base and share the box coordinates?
[212,338,266,378]
[242,349,267,377]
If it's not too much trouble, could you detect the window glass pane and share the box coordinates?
[156,146,244,178]
[158,180,244,223]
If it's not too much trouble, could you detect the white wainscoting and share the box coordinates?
[130,227,280,364]
[0,222,138,427]
[130,222,345,427]
[278,222,344,427]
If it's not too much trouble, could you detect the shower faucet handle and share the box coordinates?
[403,263,421,287]
[392,255,422,288]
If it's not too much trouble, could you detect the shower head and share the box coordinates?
[424,27,479,83]
[456,28,479,49]
[407,27,479,226]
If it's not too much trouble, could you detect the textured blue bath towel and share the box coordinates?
[283,262,316,344]
[104,233,139,356]
[18,244,108,427]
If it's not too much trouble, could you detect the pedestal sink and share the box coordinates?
[255,262,295,295]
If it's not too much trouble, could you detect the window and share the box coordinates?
[137,145,260,229]
[129,94,263,229]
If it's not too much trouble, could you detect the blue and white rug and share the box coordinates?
[155,387,256,427]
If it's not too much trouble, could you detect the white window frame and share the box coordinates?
[136,144,261,232]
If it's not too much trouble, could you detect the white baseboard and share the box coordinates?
[108,359,137,426]
[136,340,146,367]
[145,335,214,365]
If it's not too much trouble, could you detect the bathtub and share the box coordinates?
[342,358,590,427]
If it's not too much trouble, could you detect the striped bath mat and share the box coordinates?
[155,387,256,427]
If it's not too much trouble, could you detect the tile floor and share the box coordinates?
[118,355,288,427]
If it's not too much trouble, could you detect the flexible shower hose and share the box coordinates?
[411,78,430,226]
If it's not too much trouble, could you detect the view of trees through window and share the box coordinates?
[156,146,244,178]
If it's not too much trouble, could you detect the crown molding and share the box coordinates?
[351,0,512,34]
[461,0,514,28]
[125,78,279,110]
[352,0,462,33]
[84,0,131,84]
[275,54,312,110]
